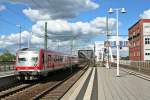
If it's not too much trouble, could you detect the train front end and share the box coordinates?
[16,49,40,80]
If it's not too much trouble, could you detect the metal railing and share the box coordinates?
[0,61,15,72]
[112,60,150,75]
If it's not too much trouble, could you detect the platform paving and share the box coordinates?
[98,67,150,100]
[0,71,15,78]
[62,67,150,100]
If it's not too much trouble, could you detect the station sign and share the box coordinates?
[104,41,129,47]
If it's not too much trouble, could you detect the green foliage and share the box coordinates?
[0,51,15,61]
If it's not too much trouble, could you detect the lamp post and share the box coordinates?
[16,25,22,50]
[106,16,110,69]
[44,22,48,69]
[108,8,126,76]
[94,43,96,67]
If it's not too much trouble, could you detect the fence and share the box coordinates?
[112,60,150,74]
[0,61,15,72]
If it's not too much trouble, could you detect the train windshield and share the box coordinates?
[17,51,39,66]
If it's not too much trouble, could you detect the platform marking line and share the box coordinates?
[97,67,106,100]
[83,67,95,100]
[61,67,92,100]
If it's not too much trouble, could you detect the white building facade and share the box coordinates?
[95,41,104,62]
[143,23,150,60]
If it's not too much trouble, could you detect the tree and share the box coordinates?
[0,51,15,61]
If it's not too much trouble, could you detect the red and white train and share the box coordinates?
[15,48,78,80]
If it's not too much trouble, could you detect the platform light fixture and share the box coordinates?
[108,8,126,76]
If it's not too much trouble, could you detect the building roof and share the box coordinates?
[128,19,150,30]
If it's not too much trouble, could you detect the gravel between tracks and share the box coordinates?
[1,64,88,100]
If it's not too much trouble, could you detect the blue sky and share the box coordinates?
[0,0,149,35]
[71,0,150,41]
[0,0,150,54]
[0,3,32,34]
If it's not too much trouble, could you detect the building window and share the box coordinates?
[145,53,150,55]
[145,38,150,44]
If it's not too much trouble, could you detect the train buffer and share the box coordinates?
[61,66,150,100]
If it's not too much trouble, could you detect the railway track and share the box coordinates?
[0,63,89,100]
[33,64,89,100]
[0,83,35,99]
[0,81,22,92]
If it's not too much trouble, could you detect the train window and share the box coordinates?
[54,56,56,62]
[56,56,58,62]
[48,55,51,61]
[58,56,60,62]
[18,58,26,62]
[31,57,38,62]
[31,57,38,65]
[18,58,27,65]
[32,57,38,61]
[63,56,65,62]
[51,56,54,62]
[57,56,58,62]
[42,54,44,64]
[64,56,67,62]
[60,56,62,62]
[57,56,59,62]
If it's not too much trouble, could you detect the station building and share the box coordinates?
[128,19,150,61]
[95,41,104,62]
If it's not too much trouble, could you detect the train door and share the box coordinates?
[48,55,52,68]
[42,53,45,69]
[41,51,47,70]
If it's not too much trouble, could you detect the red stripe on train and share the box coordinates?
[16,66,40,70]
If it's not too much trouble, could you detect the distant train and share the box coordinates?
[15,48,78,80]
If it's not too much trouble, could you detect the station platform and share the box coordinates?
[0,71,15,78]
[61,66,150,100]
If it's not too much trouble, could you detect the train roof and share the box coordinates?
[17,48,39,52]
[17,48,76,57]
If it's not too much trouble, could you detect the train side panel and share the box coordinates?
[15,48,79,80]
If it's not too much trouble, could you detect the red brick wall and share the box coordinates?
[129,19,143,61]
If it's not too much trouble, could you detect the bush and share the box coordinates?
[0,51,15,61]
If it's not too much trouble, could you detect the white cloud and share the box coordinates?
[31,35,43,44]
[0,31,30,45]
[23,8,51,22]
[11,0,99,21]
[0,16,116,52]
[0,0,100,52]
[31,17,116,41]
[108,36,128,41]
[0,5,6,11]
[0,0,99,21]
[90,17,116,29]
[140,9,150,19]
